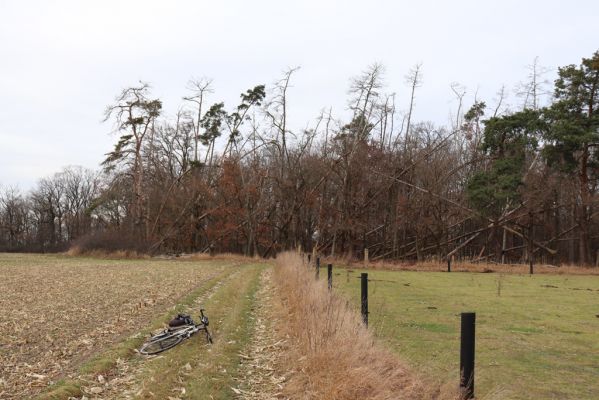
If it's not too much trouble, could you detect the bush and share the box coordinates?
[69,229,148,255]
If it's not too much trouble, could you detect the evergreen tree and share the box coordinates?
[542,51,599,263]
[467,108,541,217]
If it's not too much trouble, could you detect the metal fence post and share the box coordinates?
[327,263,333,290]
[361,273,368,326]
[460,312,476,399]
[316,257,320,279]
[529,211,534,275]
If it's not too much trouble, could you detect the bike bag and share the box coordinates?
[168,313,192,327]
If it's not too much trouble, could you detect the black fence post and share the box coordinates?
[361,273,368,326]
[327,263,333,290]
[316,257,320,279]
[447,257,451,272]
[307,253,311,266]
[460,312,476,399]
[529,211,534,275]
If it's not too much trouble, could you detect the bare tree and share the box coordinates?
[265,66,300,175]
[102,82,162,238]
[516,56,550,110]
[184,78,213,163]
[404,63,422,152]
[0,186,28,250]
[450,82,467,130]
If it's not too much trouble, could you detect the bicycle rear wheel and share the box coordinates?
[139,333,183,355]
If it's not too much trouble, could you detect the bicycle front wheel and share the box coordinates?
[139,334,183,355]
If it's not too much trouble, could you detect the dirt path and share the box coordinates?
[232,269,288,400]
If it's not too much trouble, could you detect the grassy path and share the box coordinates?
[131,262,265,399]
[233,269,287,399]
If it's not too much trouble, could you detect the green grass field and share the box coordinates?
[336,268,599,399]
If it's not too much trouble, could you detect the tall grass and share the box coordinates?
[274,252,458,400]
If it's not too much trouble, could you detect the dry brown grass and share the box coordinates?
[274,252,459,400]
[66,248,271,263]
[185,251,270,263]
[318,255,599,276]
[65,246,149,259]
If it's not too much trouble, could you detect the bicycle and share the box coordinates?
[139,309,213,355]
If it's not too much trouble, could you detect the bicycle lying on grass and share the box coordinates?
[139,309,213,355]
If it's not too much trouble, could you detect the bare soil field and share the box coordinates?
[0,253,234,399]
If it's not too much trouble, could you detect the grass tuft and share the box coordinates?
[35,380,81,400]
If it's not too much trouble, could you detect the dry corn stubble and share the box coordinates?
[0,254,228,399]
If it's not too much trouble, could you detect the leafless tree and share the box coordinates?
[404,63,422,152]
[102,82,162,238]
[184,78,213,163]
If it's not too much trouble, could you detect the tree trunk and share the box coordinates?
[501,227,507,264]
[578,145,591,265]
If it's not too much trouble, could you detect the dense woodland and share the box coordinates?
[1,51,598,265]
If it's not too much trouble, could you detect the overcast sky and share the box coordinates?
[1,0,597,189]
